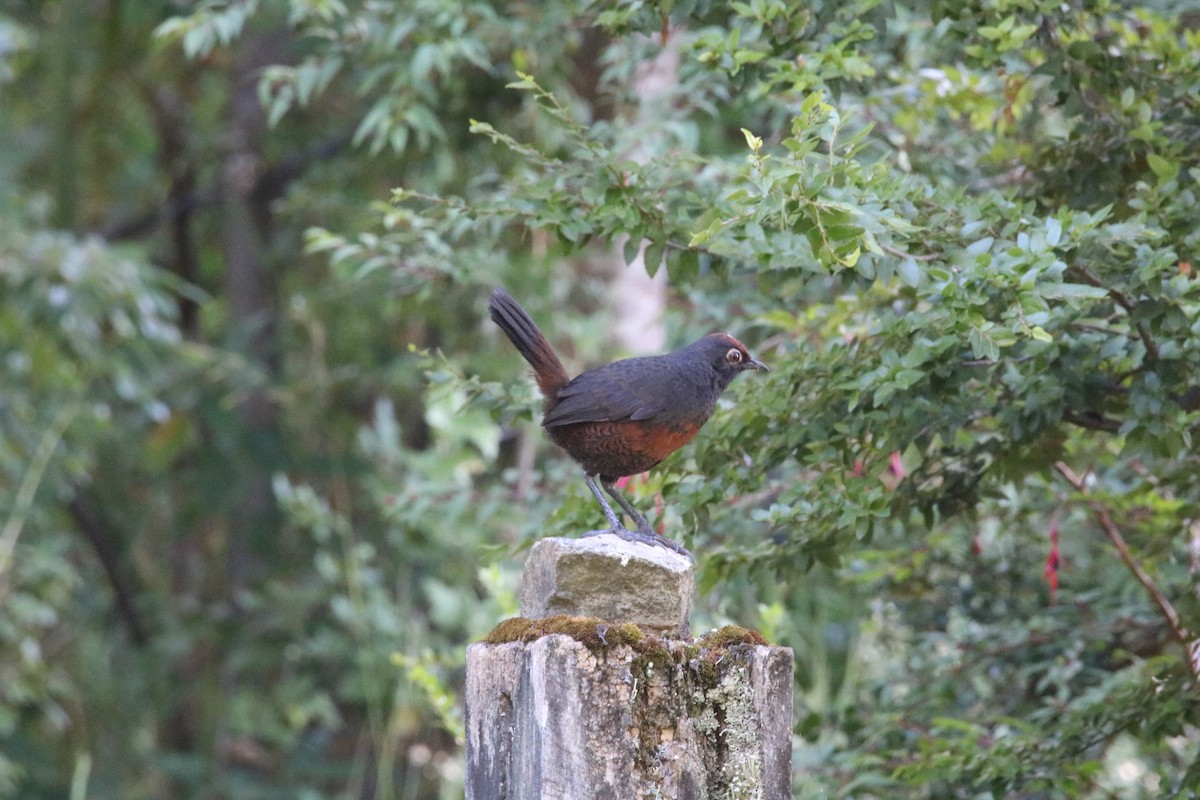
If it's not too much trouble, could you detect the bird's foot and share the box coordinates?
[583,526,693,559]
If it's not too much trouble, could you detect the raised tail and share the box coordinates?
[488,288,570,399]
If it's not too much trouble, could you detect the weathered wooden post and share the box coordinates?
[465,533,794,799]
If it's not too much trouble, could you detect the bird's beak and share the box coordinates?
[745,357,769,372]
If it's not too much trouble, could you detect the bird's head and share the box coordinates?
[702,333,769,384]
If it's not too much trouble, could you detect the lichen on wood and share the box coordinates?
[470,620,791,799]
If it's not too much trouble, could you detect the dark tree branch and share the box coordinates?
[1054,461,1200,681]
[251,132,353,208]
[1176,385,1200,413]
[97,131,352,243]
[146,83,202,336]
[67,494,149,647]
[99,186,218,241]
[1061,408,1122,433]
[221,31,283,589]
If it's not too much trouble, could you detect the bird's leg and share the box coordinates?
[601,477,654,534]
[580,475,690,558]
[583,473,625,531]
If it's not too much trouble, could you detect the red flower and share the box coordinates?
[1043,511,1062,603]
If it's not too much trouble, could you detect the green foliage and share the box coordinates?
[0,218,189,796]
[154,0,261,59]
[3,0,1200,797]
[328,0,1200,794]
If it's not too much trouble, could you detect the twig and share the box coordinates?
[961,355,1036,367]
[1066,265,1159,361]
[99,132,352,242]
[1061,408,1122,433]
[663,239,717,258]
[1054,461,1200,681]
[68,495,150,646]
[881,242,939,262]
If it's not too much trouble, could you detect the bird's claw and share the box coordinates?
[582,526,693,559]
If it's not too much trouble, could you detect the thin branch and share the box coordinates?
[881,242,939,262]
[1061,408,1122,433]
[100,185,220,241]
[663,239,716,258]
[1067,264,1137,312]
[1070,322,1133,338]
[1054,461,1200,681]
[961,355,1036,367]
[1066,265,1159,361]
[98,131,352,242]
[68,495,149,647]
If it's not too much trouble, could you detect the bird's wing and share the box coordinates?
[542,360,667,427]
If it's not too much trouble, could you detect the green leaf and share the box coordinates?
[1146,153,1179,183]
[897,258,922,287]
[965,237,994,256]
[643,240,666,276]
[622,237,640,265]
[1045,218,1062,247]
[1048,283,1110,299]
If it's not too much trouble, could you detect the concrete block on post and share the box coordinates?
[465,535,794,799]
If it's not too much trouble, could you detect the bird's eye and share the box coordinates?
[726,348,743,364]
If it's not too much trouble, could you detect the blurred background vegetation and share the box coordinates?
[2,0,1199,797]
